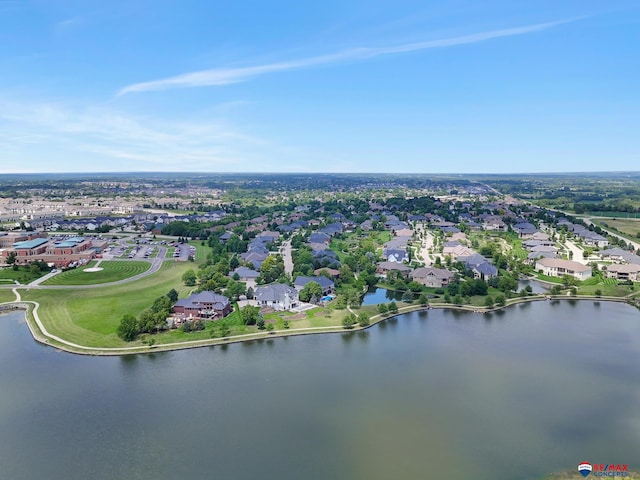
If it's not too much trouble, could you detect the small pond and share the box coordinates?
[361,287,404,305]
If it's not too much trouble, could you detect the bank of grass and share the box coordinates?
[42,261,151,286]
[20,261,194,347]
[578,282,636,297]
[532,272,565,284]
[0,289,17,303]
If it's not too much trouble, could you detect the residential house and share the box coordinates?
[309,232,331,245]
[254,284,299,311]
[535,258,592,281]
[173,291,231,320]
[605,264,640,282]
[230,266,260,283]
[459,253,498,280]
[376,261,411,277]
[411,267,455,288]
[513,222,537,239]
[383,248,409,263]
[294,275,335,295]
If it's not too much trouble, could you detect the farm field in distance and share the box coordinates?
[593,218,640,239]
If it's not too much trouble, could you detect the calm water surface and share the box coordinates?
[1,301,639,480]
[361,286,404,305]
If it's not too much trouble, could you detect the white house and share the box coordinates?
[254,284,299,311]
[535,258,592,281]
[605,264,640,282]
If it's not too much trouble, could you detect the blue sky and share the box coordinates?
[1,0,638,173]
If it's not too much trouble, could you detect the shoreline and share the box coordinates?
[0,293,635,357]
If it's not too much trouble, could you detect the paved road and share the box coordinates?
[420,229,434,266]
[563,239,588,265]
[282,240,293,276]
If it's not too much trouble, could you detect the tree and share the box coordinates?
[594,288,602,297]
[117,314,139,341]
[495,294,506,307]
[401,290,414,303]
[417,294,429,306]
[219,322,231,338]
[342,314,356,329]
[257,318,266,330]
[225,280,246,299]
[358,312,371,327]
[266,322,274,333]
[167,288,179,303]
[388,301,398,314]
[5,251,17,265]
[241,305,260,325]
[182,269,197,286]
[299,281,323,302]
[377,303,388,315]
[484,295,494,307]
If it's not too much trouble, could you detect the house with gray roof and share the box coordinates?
[173,291,231,320]
[294,275,335,295]
[231,266,260,282]
[254,284,299,311]
[411,267,455,288]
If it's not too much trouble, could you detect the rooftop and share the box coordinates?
[12,238,48,249]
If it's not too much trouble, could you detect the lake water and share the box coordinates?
[517,278,549,294]
[361,286,404,305]
[1,301,639,480]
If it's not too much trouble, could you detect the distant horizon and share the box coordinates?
[1,170,640,177]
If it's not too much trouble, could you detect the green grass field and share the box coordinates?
[42,261,151,286]
[21,261,194,347]
[0,289,17,303]
[578,282,635,296]
[0,266,49,284]
[594,218,640,238]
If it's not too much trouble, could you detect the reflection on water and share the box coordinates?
[361,287,404,305]
[1,300,639,480]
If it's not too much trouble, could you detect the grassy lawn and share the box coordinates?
[187,240,209,262]
[0,289,17,303]
[578,282,636,296]
[509,238,528,260]
[42,261,151,286]
[532,272,565,284]
[0,266,49,284]
[21,261,194,347]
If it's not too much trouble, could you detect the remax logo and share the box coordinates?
[578,462,593,477]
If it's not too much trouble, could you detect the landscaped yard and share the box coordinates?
[42,261,151,286]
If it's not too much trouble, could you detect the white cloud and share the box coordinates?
[0,99,258,170]
[117,18,580,96]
